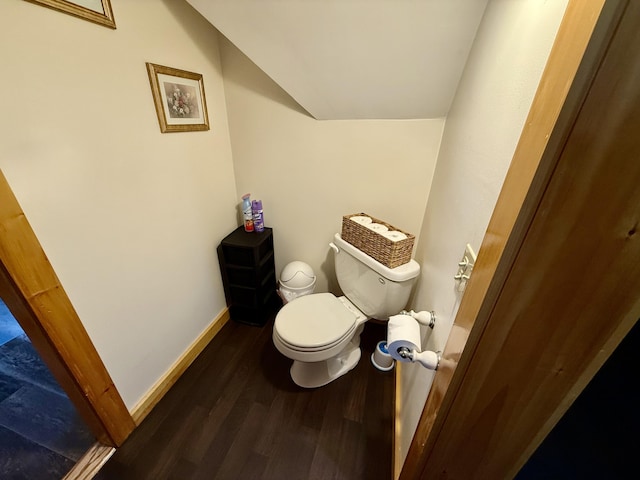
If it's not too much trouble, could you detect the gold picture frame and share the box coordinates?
[146,63,210,133]
[25,0,116,29]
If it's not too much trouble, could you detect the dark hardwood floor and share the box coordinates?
[99,315,395,480]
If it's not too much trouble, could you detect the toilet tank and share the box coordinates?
[332,233,420,320]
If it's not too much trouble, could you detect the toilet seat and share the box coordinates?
[274,293,360,351]
[275,327,355,353]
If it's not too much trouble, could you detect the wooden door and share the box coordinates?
[402,0,640,478]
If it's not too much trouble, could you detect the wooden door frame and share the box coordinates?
[401,0,636,478]
[0,170,135,447]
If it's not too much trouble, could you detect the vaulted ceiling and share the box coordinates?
[187,0,489,120]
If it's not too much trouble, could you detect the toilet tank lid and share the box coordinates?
[333,233,420,282]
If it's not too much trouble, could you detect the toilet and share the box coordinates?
[272,233,420,388]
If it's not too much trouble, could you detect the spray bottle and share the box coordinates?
[242,194,254,232]
[252,199,264,232]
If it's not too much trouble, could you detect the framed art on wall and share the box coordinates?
[25,0,116,29]
[146,63,210,133]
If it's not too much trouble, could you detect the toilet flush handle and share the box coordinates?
[329,242,339,254]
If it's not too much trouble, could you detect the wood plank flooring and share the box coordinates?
[98,315,394,479]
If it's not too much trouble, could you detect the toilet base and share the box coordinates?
[290,341,362,388]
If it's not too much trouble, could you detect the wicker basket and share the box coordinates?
[341,213,415,268]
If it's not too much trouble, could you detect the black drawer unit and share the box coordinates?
[217,226,280,326]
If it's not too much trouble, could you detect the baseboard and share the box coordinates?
[63,442,115,480]
[393,362,403,480]
[130,308,230,425]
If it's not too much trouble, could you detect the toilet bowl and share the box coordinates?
[273,293,367,387]
[272,233,420,388]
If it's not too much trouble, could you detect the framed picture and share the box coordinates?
[25,0,116,29]
[146,63,210,133]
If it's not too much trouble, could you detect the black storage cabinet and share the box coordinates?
[217,226,280,326]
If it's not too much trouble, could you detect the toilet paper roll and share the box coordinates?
[366,223,389,233]
[387,314,422,363]
[382,231,408,242]
[349,215,372,225]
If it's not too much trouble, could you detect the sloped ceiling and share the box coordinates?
[187,0,489,120]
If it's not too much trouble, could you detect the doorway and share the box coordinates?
[0,298,95,477]
[0,170,135,449]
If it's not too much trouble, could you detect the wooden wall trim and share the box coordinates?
[62,442,116,480]
[0,170,135,446]
[399,0,609,478]
[392,363,403,480]
[131,308,230,425]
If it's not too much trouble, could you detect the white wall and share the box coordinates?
[0,0,238,409]
[219,37,444,294]
[397,0,569,466]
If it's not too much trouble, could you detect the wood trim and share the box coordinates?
[400,0,609,478]
[0,170,135,446]
[63,442,115,480]
[131,308,230,425]
[392,363,403,480]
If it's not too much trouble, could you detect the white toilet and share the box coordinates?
[272,233,420,388]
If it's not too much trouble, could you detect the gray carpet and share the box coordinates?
[0,300,95,479]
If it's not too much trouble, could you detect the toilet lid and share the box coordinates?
[276,293,358,349]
